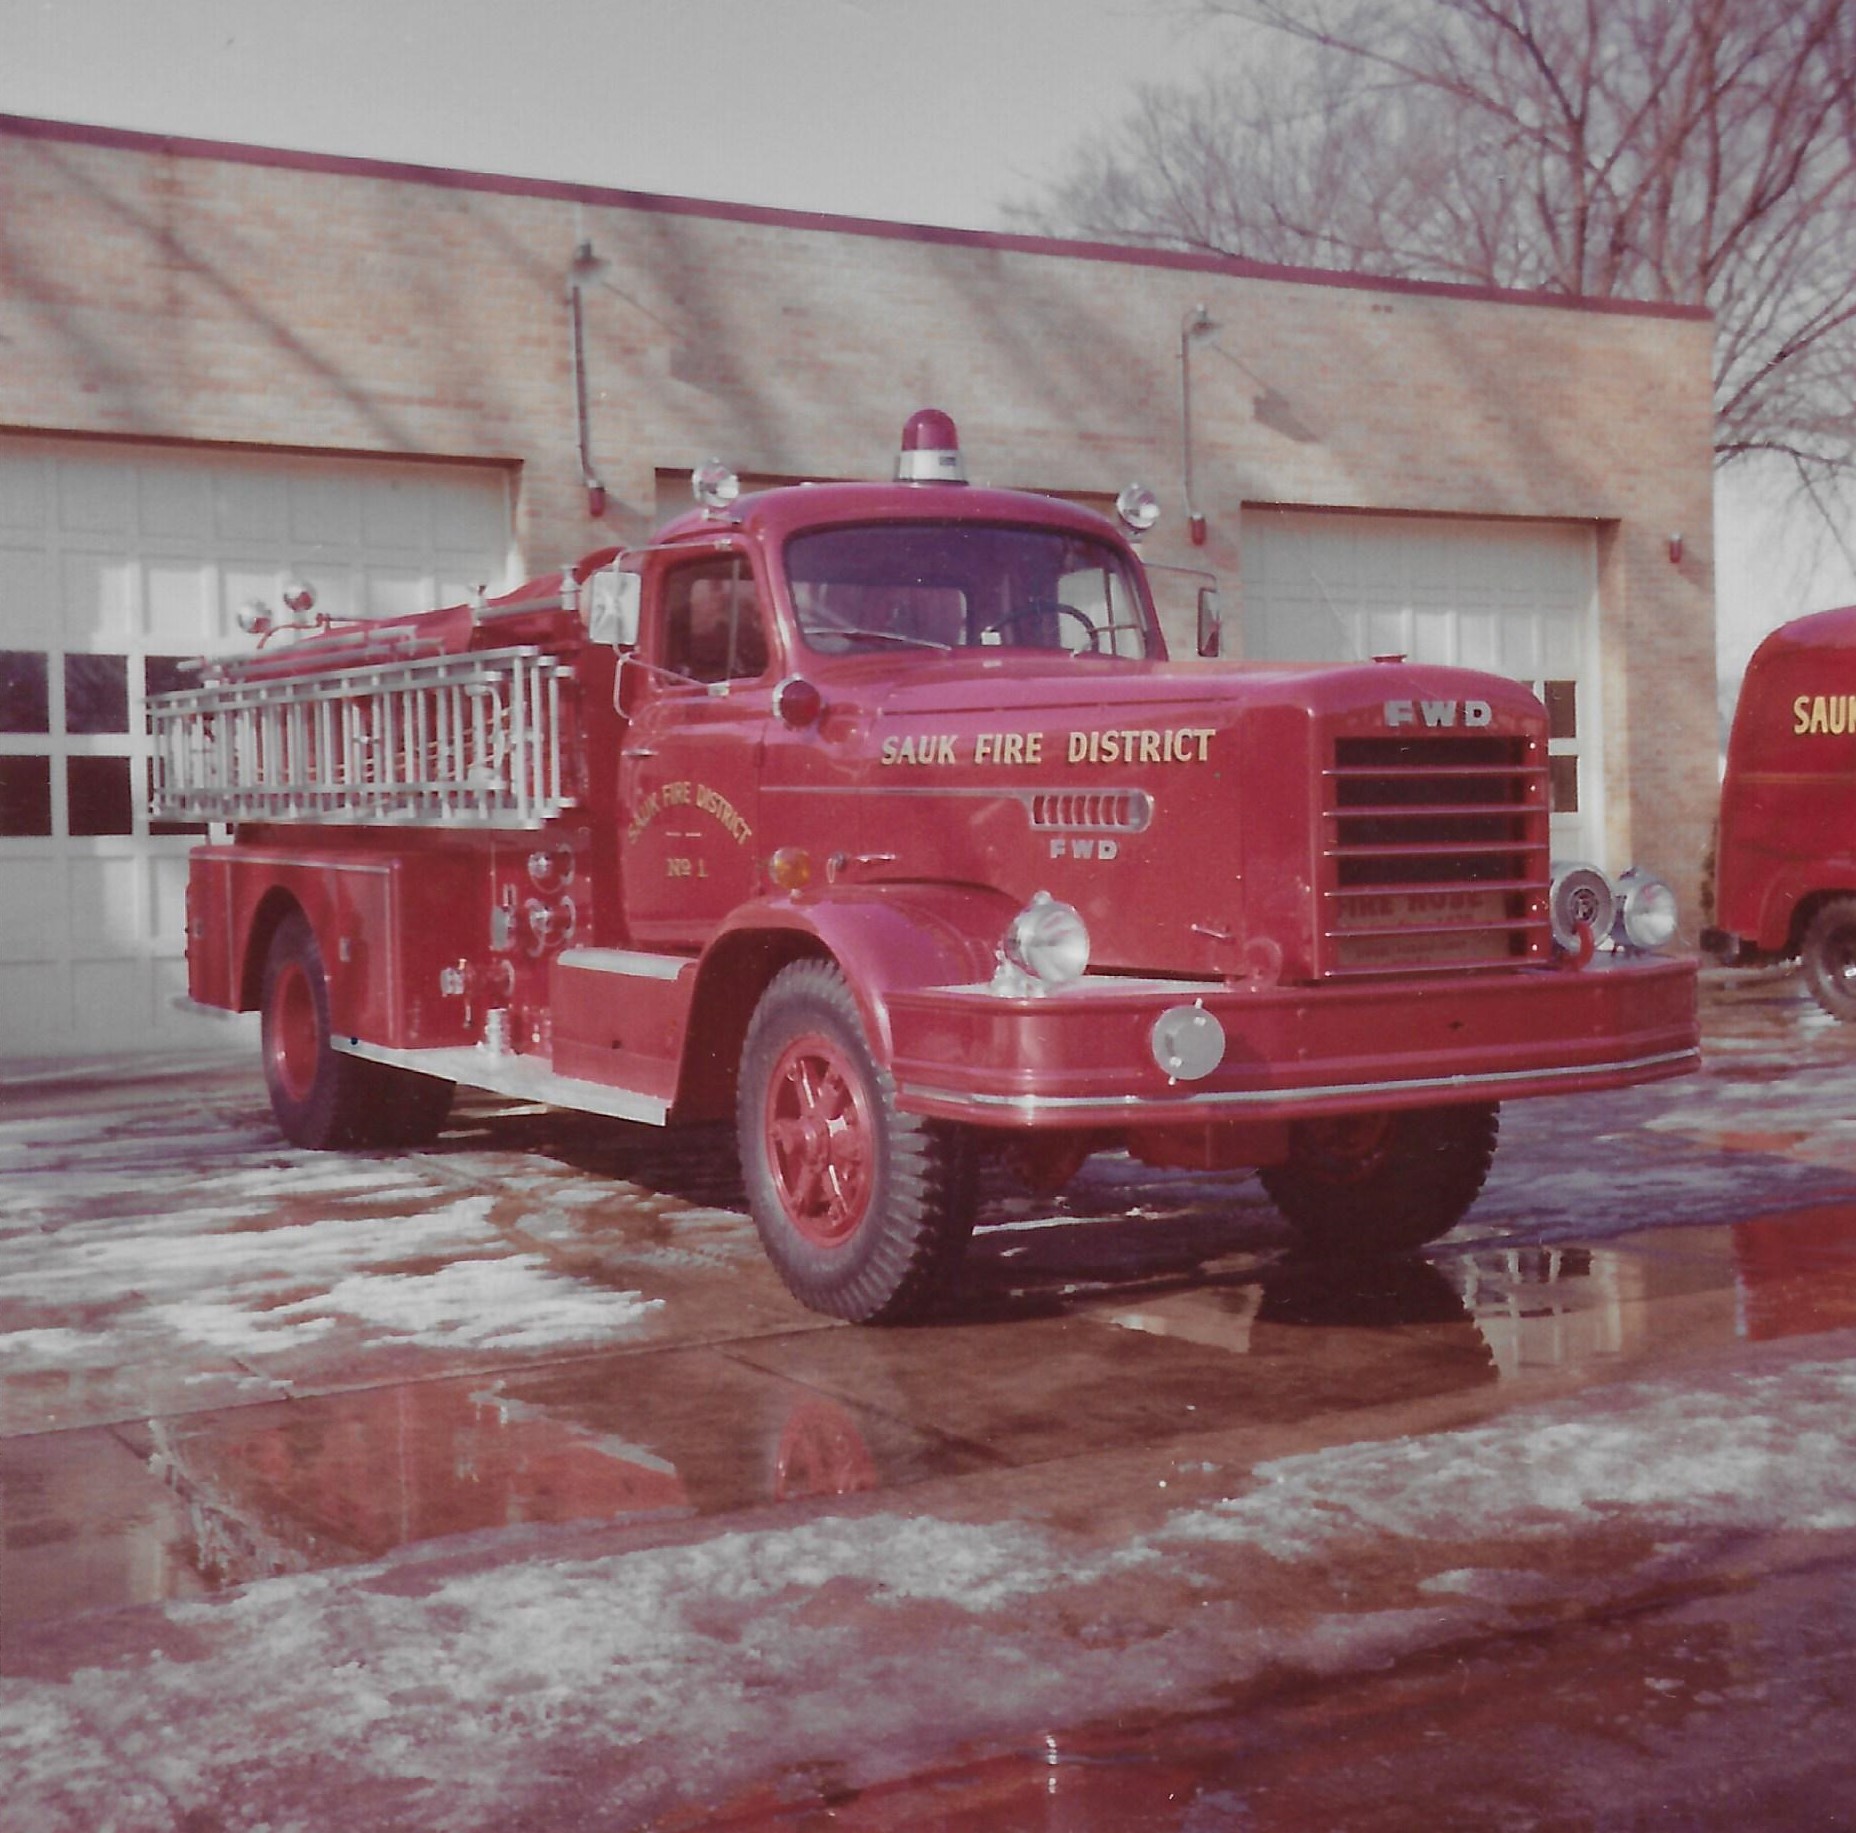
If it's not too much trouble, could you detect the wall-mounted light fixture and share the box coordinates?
[568,240,610,519]
[1180,303,1217,546]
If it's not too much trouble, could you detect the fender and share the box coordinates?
[1757,860,1856,953]
[702,882,1020,1062]
[203,845,390,1032]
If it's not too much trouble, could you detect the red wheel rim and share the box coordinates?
[268,960,321,1104]
[1301,1112,1393,1184]
[764,1030,876,1247]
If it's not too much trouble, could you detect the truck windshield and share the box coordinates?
[785,522,1153,660]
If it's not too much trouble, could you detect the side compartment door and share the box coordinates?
[619,551,772,947]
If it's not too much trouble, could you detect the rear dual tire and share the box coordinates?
[260,912,453,1150]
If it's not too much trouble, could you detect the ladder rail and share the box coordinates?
[149,645,580,830]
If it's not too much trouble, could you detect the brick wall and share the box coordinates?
[0,115,1718,913]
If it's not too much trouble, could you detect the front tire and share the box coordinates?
[1802,897,1856,1022]
[1259,1104,1499,1255]
[737,961,976,1322]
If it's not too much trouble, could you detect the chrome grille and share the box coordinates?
[1028,789,1154,833]
[1322,733,1550,973]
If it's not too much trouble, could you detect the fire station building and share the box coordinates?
[0,113,1716,1056]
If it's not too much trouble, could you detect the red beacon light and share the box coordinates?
[895,408,967,484]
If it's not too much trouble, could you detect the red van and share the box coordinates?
[1714,604,1856,1018]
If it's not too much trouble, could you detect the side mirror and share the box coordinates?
[585,565,641,649]
[1197,586,1223,658]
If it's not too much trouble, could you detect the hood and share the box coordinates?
[771,656,1548,981]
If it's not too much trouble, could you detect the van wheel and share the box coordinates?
[738,961,977,1322]
[1259,1104,1499,1255]
[260,912,383,1149]
[1802,897,1856,1022]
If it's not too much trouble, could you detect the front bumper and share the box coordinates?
[885,954,1698,1129]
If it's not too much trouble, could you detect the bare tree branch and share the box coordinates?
[1010,0,1856,489]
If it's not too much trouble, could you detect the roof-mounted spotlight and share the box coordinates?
[1116,482,1161,539]
[691,457,741,515]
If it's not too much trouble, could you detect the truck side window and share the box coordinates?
[662,559,769,685]
[1057,562,1147,659]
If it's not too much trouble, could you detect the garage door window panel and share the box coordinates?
[1544,680,1578,740]
[1539,679,1581,816]
[65,653,129,734]
[0,756,52,836]
[0,651,49,732]
[68,756,135,836]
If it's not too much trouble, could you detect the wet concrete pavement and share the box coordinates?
[6,971,1856,1827]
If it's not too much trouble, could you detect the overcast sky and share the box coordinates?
[2,0,1219,230]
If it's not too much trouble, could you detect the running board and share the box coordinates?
[336,1038,670,1127]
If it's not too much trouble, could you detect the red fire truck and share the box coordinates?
[151,412,1698,1322]
[1714,603,1856,1018]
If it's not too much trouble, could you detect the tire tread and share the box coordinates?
[1260,1103,1499,1255]
[739,960,975,1322]
[1801,896,1856,1023]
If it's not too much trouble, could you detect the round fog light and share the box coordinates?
[1004,891,1090,987]
[1615,867,1679,950]
[1152,1004,1225,1081]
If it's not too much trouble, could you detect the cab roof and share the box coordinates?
[1749,603,1856,664]
[654,478,1128,550]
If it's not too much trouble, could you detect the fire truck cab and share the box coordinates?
[153,412,1699,1322]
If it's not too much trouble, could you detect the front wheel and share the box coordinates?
[1259,1104,1499,1256]
[737,961,976,1322]
[1801,897,1856,1022]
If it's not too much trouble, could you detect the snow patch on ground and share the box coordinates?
[1153,1356,1856,1556]
[0,1200,499,1308]
[0,1197,659,1368]
[270,1256,663,1350]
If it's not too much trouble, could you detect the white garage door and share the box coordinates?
[0,439,515,1057]
[1241,508,1602,865]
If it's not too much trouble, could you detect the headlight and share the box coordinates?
[1614,867,1679,951]
[1549,862,1616,952]
[1002,891,1090,988]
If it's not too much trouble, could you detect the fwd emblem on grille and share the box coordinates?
[1383,697,1493,729]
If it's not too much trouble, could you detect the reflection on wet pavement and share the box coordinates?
[11,1227,1755,1633]
[129,1369,907,1579]
[9,971,1856,1647]
[1733,1200,1856,1339]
